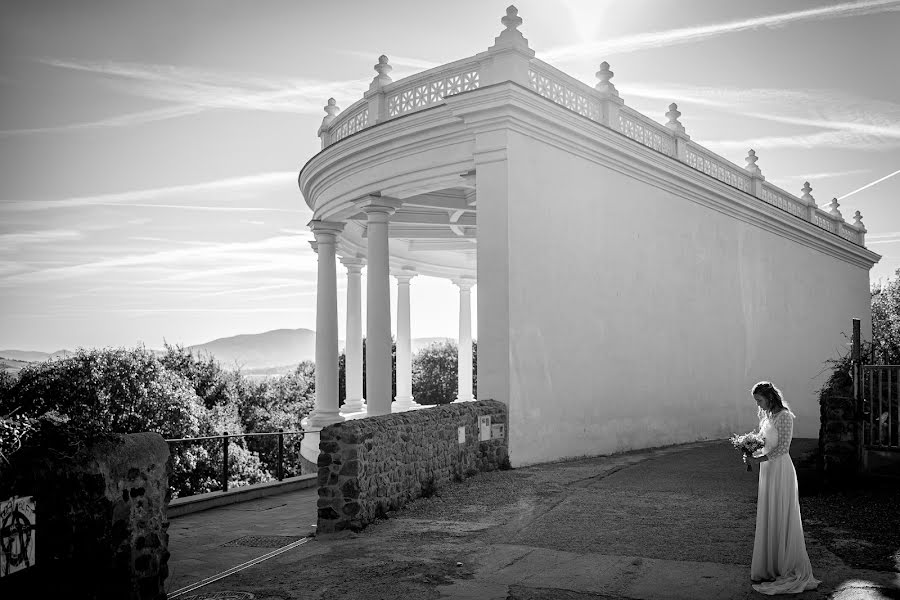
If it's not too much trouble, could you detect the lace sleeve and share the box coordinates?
[766,411,793,459]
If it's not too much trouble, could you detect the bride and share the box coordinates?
[744,381,821,595]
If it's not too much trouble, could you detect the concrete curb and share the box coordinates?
[167,474,317,518]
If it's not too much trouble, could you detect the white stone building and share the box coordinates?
[299,6,880,467]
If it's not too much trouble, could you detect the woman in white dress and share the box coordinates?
[744,381,820,595]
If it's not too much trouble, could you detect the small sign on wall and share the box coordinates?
[479,416,492,441]
[458,426,466,444]
[491,424,506,439]
[1,495,35,577]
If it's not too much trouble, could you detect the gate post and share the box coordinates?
[851,318,866,473]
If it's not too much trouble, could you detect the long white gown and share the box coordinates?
[750,409,821,594]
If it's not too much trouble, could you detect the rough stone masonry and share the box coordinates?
[316,399,509,533]
[0,424,170,600]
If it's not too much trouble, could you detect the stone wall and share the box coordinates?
[818,391,860,479]
[317,400,508,533]
[0,423,170,599]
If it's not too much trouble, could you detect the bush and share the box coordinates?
[412,340,460,405]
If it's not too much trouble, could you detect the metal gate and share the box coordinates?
[862,365,900,450]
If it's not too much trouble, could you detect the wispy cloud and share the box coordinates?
[341,51,441,71]
[0,234,316,286]
[542,0,900,61]
[838,167,900,201]
[38,58,368,111]
[103,307,313,315]
[0,229,82,248]
[93,203,304,213]
[1,59,371,136]
[0,106,204,137]
[777,169,873,182]
[1,171,300,212]
[624,82,900,150]
[865,233,900,245]
[705,130,900,152]
[867,231,900,245]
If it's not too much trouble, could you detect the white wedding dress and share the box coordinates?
[750,409,821,594]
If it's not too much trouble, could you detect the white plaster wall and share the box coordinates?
[497,130,872,467]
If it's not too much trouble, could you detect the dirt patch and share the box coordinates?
[507,585,630,599]
[801,483,900,573]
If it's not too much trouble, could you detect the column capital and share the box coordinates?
[308,220,345,242]
[392,267,418,284]
[355,194,403,221]
[452,277,476,291]
[340,256,366,272]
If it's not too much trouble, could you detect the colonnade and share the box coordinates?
[306,197,476,428]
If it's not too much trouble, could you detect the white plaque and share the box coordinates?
[479,416,492,441]
[458,426,466,444]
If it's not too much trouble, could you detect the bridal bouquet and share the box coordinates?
[729,432,766,471]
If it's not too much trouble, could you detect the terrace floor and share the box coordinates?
[165,439,899,600]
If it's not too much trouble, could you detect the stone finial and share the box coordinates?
[744,149,762,177]
[594,61,619,98]
[853,210,866,231]
[800,182,812,198]
[490,5,529,50]
[827,197,842,218]
[502,5,523,31]
[665,103,686,135]
[371,55,393,89]
[324,98,339,119]
[318,98,339,135]
[800,181,816,206]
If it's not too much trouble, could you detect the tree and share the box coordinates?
[239,362,316,479]
[412,340,459,405]
[338,338,396,406]
[1,346,206,438]
[871,271,900,364]
[0,346,275,498]
[160,343,232,409]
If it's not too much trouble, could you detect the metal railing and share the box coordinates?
[862,366,900,451]
[165,430,306,494]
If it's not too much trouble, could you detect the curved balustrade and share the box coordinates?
[316,41,866,247]
[329,100,369,145]
[385,56,481,119]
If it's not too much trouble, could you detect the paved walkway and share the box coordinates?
[166,488,318,594]
[165,440,900,599]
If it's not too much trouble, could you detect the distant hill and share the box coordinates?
[0,331,461,374]
[0,349,72,362]
[188,328,319,370]
[0,357,32,375]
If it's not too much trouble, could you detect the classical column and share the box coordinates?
[340,256,366,415]
[357,195,402,417]
[453,278,476,402]
[307,220,345,427]
[393,268,419,411]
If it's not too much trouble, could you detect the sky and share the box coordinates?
[1,0,899,352]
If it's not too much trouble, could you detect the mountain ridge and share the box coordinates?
[2,330,458,372]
